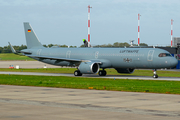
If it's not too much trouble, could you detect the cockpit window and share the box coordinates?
[158,53,172,57]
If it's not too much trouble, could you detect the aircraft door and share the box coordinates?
[37,49,42,55]
[66,51,71,58]
[95,51,99,59]
[147,50,154,61]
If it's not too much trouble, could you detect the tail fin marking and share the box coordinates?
[24,22,44,49]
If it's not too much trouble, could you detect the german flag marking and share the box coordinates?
[28,29,31,32]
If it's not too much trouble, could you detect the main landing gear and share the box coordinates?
[74,69,107,76]
[153,69,158,78]
[74,70,82,76]
[98,69,107,76]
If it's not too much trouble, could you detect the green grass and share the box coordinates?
[0,53,34,61]
[0,74,180,94]
[0,68,180,77]
[0,68,77,74]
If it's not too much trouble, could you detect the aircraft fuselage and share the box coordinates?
[22,47,177,69]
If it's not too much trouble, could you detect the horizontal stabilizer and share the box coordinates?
[8,42,17,54]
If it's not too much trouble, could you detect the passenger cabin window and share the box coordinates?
[158,53,172,57]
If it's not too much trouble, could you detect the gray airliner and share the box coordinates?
[9,22,178,78]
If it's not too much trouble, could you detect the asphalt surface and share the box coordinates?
[0,71,180,81]
[0,85,180,120]
[1,61,180,119]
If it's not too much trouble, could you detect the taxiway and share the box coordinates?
[0,71,180,81]
[0,61,180,119]
[0,85,180,120]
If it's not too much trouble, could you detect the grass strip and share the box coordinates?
[0,53,34,61]
[0,68,180,77]
[1,74,180,94]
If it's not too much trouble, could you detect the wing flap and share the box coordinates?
[26,55,104,64]
[27,55,87,62]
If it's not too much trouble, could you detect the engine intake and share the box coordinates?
[79,62,99,74]
[115,68,135,74]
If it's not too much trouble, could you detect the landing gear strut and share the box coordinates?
[98,69,107,76]
[74,70,82,76]
[153,69,158,78]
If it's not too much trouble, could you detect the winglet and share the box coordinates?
[8,42,17,54]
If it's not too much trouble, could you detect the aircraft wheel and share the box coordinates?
[98,70,103,76]
[153,74,158,78]
[98,70,106,76]
[103,70,107,76]
[74,70,82,76]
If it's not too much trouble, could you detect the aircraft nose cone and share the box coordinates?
[171,58,178,67]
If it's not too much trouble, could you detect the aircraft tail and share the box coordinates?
[24,22,44,49]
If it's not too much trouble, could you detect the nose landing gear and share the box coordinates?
[153,69,158,78]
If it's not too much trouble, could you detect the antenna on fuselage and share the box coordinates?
[83,39,91,47]
[130,40,134,47]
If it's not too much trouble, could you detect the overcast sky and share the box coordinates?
[0,0,180,47]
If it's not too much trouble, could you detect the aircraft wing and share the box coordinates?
[8,42,102,63]
[26,55,89,62]
[26,55,103,64]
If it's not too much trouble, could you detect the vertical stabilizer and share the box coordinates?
[24,22,44,49]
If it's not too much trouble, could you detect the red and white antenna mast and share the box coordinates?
[138,14,141,46]
[88,5,92,47]
[171,19,173,47]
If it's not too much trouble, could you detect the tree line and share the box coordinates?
[0,42,148,53]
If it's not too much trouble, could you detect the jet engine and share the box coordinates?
[78,62,99,74]
[115,68,135,74]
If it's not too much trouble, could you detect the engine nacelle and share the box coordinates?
[79,62,99,74]
[115,68,135,74]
